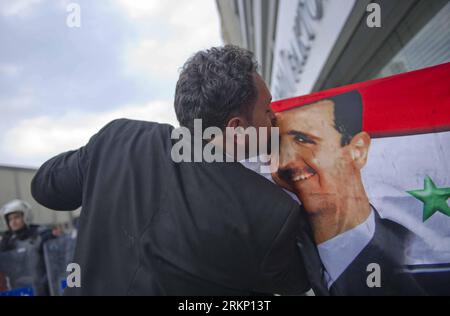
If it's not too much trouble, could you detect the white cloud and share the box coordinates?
[121,0,222,81]
[1,101,178,167]
[0,0,223,168]
[116,0,165,20]
[0,88,35,116]
[0,63,21,77]
[0,0,42,17]
[124,39,193,80]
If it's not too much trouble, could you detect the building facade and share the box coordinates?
[216,0,450,100]
[0,165,79,232]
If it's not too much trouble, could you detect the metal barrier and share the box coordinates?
[43,234,77,296]
[0,246,39,296]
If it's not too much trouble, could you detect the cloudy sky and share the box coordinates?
[0,0,222,168]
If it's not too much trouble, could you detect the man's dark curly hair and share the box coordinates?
[174,45,259,131]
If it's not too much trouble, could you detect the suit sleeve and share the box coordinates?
[256,202,311,295]
[31,119,119,211]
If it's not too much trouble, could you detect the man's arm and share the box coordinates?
[31,148,88,211]
[257,202,311,295]
[31,120,118,211]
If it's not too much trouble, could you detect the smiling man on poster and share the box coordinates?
[271,62,450,295]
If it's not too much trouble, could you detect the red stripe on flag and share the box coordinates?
[271,62,450,138]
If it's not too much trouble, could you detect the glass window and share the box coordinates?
[377,1,450,78]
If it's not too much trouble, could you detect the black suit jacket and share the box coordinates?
[31,119,310,296]
[305,210,433,296]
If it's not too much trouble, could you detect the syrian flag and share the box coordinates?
[272,63,450,279]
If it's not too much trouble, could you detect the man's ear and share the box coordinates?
[350,131,371,169]
[226,116,248,145]
[274,112,283,126]
[226,116,241,129]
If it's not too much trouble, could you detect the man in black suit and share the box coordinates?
[31,46,311,295]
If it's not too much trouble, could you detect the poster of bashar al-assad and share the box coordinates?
[271,62,450,295]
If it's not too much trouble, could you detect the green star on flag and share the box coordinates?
[407,176,450,222]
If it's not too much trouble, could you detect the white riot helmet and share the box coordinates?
[1,199,31,228]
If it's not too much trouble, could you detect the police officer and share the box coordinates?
[0,199,53,295]
[1,199,37,251]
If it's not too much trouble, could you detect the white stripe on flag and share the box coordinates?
[362,131,450,266]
